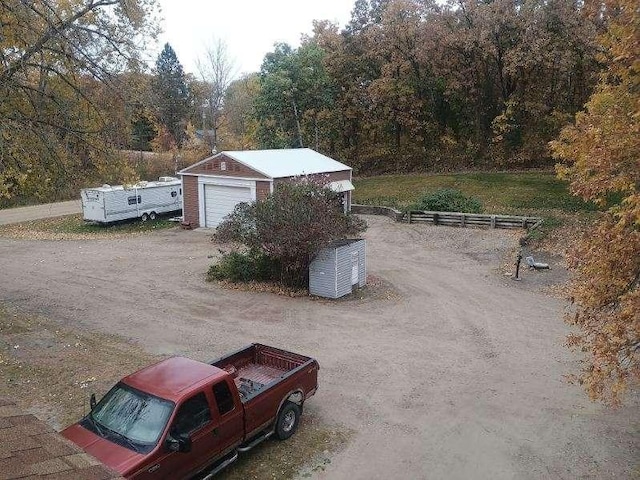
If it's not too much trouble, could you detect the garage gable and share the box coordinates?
[181,153,269,179]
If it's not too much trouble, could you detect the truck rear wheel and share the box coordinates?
[275,402,301,440]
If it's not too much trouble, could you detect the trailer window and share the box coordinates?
[212,381,235,415]
[171,393,211,436]
[171,191,177,197]
[127,195,142,205]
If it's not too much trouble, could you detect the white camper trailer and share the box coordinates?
[81,177,182,223]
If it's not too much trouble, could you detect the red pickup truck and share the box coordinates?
[62,344,319,479]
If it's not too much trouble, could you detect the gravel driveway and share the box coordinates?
[0,215,637,479]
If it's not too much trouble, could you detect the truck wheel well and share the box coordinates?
[276,390,304,416]
[287,391,303,406]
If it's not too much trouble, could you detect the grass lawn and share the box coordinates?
[352,172,598,246]
[0,213,176,240]
[352,171,594,214]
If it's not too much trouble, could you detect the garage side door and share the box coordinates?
[204,184,253,228]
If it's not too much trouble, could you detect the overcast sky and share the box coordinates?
[153,0,355,78]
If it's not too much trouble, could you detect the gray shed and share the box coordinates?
[309,239,366,299]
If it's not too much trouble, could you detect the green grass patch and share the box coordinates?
[0,214,176,239]
[353,172,595,215]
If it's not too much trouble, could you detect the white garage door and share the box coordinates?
[204,184,253,228]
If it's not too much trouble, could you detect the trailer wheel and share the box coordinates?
[275,402,301,440]
[149,212,157,220]
[141,213,149,222]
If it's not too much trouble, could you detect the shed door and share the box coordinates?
[204,184,253,228]
[351,251,359,285]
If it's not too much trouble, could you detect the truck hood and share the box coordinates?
[61,423,145,476]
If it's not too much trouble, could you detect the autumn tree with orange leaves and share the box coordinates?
[551,0,639,405]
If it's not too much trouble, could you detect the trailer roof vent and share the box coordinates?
[158,176,177,182]
[102,184,111,188]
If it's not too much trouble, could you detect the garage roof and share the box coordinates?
[220,148,351,178]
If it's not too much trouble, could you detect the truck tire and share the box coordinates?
[275,402,301,440]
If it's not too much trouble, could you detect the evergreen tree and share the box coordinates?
[152,43,190,148]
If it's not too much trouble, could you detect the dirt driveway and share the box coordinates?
[0,215,637,479]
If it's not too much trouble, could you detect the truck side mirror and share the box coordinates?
[89,393,97,411]
[166,434,191,453]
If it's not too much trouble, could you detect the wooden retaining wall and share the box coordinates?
[352,204,542,230]
[405,211,542,229]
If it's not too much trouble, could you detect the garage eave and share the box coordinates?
[180,172,270,181]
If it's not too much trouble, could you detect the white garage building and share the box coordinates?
[179,148,354,228]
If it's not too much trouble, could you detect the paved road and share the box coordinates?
[0,200,81,225]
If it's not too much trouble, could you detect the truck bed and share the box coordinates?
[210,344,313,402]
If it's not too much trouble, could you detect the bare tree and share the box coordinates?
[196,38,236,151]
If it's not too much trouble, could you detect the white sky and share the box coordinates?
[153,0,356,78]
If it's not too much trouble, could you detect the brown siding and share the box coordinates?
[256,181,271,201]
[273,169,352,188]
[324,169,352,182]
[182,175,199,227]
[182,154,268,179]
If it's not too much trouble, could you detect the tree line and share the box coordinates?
[228,0,604,174]
[0,0,231,205]
[0,0,608,203]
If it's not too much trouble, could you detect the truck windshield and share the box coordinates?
[90,383,174,449]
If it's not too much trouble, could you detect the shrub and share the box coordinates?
[207,251,279,283]
[411,188,483,213]
[215,179,367,288]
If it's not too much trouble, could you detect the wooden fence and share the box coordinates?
[352,204,542,231]
[406,211,542,229]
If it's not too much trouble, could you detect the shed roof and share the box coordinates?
[181,148,351,179]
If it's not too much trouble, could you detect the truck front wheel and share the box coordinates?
[275,402,301,440]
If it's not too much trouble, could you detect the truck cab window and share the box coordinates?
[212,381,234,415]
[171,393,211,436]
